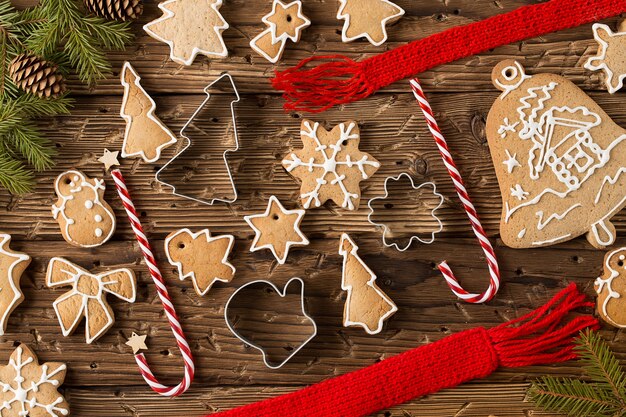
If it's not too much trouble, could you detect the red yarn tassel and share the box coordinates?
[272,0,626,113]
[206,284,598,417]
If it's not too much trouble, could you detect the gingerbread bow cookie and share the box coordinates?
[46,257,136,344]
[250,0,311,63]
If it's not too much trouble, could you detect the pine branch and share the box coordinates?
[528,377,621,417]
[0,152,34,194]
[5,122,55,171]
[576,330,626,406]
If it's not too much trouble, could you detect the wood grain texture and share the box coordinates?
[3,0,623,416]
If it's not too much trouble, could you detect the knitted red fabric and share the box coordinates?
[207,284,599,417]
[272,0,626,112]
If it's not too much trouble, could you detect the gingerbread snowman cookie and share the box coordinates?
[595,247,626,328]
[51,170,116,248]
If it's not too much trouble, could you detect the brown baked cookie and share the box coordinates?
[337,0,404,46]
[0,233,30,336]
[51,170,116,248]
[165,228,236,296]
[595,247,626,328]
[585,21,626,94]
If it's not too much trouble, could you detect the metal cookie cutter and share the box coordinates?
[155,73,241,205]
[367,173,444,251]
[224,277,317,369]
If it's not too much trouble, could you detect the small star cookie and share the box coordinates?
[165,228,236,296]
[585,21,626,94]
[244,196,309,264]
[250,0,311,63]
[98,149,120,171]
[282,119,380,210]
[337,0,404,46]
[126,332,148,354]
[144,0,229,66]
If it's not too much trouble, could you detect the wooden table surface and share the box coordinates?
[5,1,625,416]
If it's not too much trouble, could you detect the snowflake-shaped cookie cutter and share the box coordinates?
[224,277,317,369]
[367,173,444,251]
[155,73,241,205]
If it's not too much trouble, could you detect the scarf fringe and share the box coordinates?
[489,283,600,368]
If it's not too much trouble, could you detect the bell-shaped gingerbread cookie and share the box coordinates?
[486,60,626,249]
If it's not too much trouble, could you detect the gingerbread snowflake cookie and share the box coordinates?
[144,0,229,66]
[46,257,137,344]
[0,344,68,417]
[51,170,116,248]
[165,228,236,296]
[250,0,311,63]
[337,0,404,46]
[585,21,626,94]
[282,119,380,210]
[244,196,309,265]
[0,234,30,336]
[595,247,626,328]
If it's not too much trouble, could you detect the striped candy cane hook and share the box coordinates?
[410,78,501,303]
[111,169,195,396]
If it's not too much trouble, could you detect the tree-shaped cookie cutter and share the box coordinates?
[224,277,317,369]
[367,173,444,251]
[155,73,241,205]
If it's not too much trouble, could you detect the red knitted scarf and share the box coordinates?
[206,284,598,417]
[272,0,626,113]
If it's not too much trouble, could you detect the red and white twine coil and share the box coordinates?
[410,79,501,303]
[111,169,195,397]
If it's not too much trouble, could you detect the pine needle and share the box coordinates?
[0,152,34,194]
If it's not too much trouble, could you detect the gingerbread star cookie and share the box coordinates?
[0,234,30,336]
[585,21,626,94]
[244,196,309,265]
[250,0,311,63]
[282,119,380,210]
[165,228,236,296]
[337,0,404,46]
[143,0,229,66]
[0,344,69,417]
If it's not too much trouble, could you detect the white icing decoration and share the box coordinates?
[243,195,309,265]
[94,215,103,222]
[502,149,521,173]
[584,23,626,94]
[531,233,572,246]
[517,228,526,239]
[595,248,626,328]
[498,118,519,138]
[282,121,380,210]
[84,200,93,209]
[496,61,531,99]
[337,0,405,47]
[164,228,236,296]
[95,228,103,238]
[339,233,397,335]
[250,0,311,64]
[510,184,529,201]
[536,203,582,230]
[51,171,115,248]
[46,257,136,344]
[0,346,68,417]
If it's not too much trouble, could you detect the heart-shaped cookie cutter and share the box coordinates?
[367,172,444,251]
[224,277,317,369]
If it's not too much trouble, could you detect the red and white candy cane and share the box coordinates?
[111,169,195,396]
[410,78,501,303]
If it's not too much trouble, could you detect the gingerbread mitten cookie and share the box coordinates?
[46,257,136,344]
[165,228,236,296]
[51,170,116,248]
[250,0,311,63]
[282,119,380,210]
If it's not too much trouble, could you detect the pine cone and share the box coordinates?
[9,54,66,99]
[84,0,143,21]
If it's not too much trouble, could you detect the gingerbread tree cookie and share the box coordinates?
[51,170,116,248]
[486,60,626,249]
[282,119,380,210]
[165,228,236,296]
[250,0,311,63]
[337,0,404,46]
[0,344,68,417]
[46,257,137,344]
[244,196,309,265]
[339,234,397,335]
[143,0,229,66]
[585,21,626,94]
[120,62,177,163]
[0,234,30,336]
